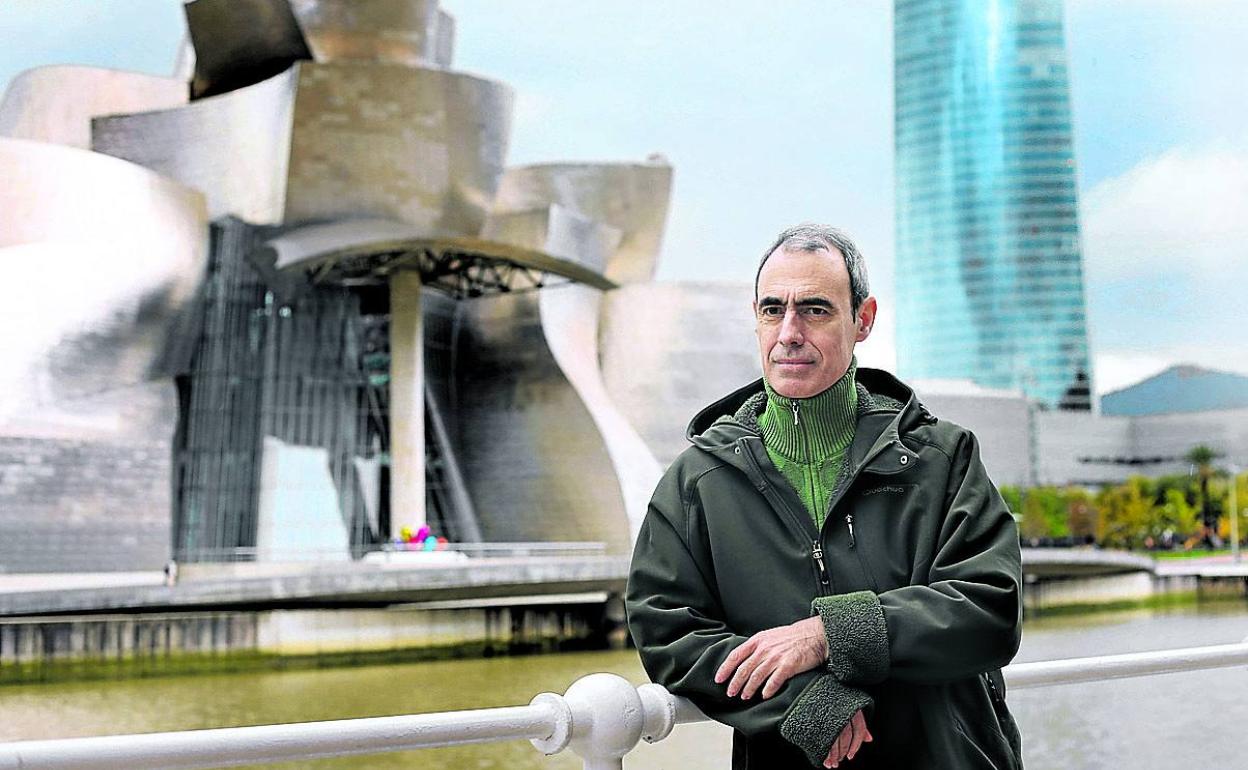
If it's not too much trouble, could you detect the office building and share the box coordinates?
[894,0,1094,410]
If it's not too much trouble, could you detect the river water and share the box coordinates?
[1,603,1245,769]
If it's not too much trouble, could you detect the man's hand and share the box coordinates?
[824,708,871,768]
[714,616,828,699]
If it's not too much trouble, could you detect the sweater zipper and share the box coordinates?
[798,401,857,551]
[792,402,832,591]
[791,402,821,528]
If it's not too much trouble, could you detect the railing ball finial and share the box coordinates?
[636,683,678,744]
[531,673,647,769]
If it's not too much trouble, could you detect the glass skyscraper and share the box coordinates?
[894,0,1093,410]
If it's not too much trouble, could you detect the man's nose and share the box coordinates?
[777,309,805,346]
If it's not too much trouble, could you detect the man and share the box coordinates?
[626,224,1023,768]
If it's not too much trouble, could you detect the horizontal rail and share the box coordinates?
[0,703,563,770]
[1,641,1246,770]
[1005,640,1248,689]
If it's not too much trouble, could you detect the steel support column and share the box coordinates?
[389,272,425,537]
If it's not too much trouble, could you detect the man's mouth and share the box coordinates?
[772,360,814,366]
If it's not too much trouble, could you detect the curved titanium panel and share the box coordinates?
[284,63,512,233]
[539,285,662,540]
[599,282,761,466]
[432,10,455,67]
[0,137,206,251]
[92,62,511,232]
[492,161,674,285]
[454,290,632,553]
[290,0,440,66]
[485,205,656,537]
[184,0,313,99]
[0,66,187,149]
[0,138,207,436]
[173,37,196,83]
[482,204,620,274]
[92,67,298,224]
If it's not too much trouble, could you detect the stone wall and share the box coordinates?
[0,436,171,573]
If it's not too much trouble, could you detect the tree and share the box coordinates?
[1096,477,1156,549]
[1157,488,1198,544]
[1064,487,1099,542]
[1185,445,1222,546]
[1215,470,1246,546]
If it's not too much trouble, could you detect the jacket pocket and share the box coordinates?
[945,674,1022,770]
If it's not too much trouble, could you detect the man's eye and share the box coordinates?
[801,306,829,316]
[760,306,784,317]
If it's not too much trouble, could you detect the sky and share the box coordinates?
[2,0,1245,395]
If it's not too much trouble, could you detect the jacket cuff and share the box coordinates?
[812,590,890,684]
[779,675,873,767]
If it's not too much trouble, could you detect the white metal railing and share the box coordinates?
[1,641,1246,770]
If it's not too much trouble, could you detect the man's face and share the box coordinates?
[754,247,877,399]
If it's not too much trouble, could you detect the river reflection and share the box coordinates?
[0,603,1245,769]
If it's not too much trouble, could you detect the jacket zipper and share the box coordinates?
[984,671,1004,704]
[741,438,833,595]
[793,401,833,592]
[811,542,830,589]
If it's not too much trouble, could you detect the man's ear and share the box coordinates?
[855,296,878,342]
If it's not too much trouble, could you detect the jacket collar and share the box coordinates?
[687,367,933,479]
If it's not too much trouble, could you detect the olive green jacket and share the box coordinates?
[626,368,1023,768]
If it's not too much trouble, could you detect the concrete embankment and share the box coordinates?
[0,556,630,684]
[3,550,1245,683]
[1022,549,1248,614]
[0,595,624,684]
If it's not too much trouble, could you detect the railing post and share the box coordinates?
[530,673,678,769]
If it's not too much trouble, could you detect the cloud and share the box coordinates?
[1082,139,1248,281]
[1081,139,1248,378]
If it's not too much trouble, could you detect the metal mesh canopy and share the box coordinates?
[305,238,617,298]
[263,220,616,300]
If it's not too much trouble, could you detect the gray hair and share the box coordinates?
[754,224,870,312]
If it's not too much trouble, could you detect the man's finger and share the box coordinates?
[847,710,872,761]
[726,651,762,696]
[845,716,864,761]
[739,657,775,699]
[833,729,850,768]
[760,662,792,699]
[826,720,852,768]
[715,638,755,683]
[855,710,873,745]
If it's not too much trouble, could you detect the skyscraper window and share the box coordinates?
[894,0,1093,410]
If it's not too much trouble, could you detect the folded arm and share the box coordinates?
[814,432,1023,686]
[626,482,869,765]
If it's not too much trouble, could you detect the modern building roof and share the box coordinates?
[1101,365,1248,416]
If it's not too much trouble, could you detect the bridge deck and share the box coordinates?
[5,549,1243,617]
[0,556,630,616]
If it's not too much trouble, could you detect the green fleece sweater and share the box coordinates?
[757,361,858,529]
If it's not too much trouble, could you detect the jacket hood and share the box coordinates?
[686,367,933,453]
